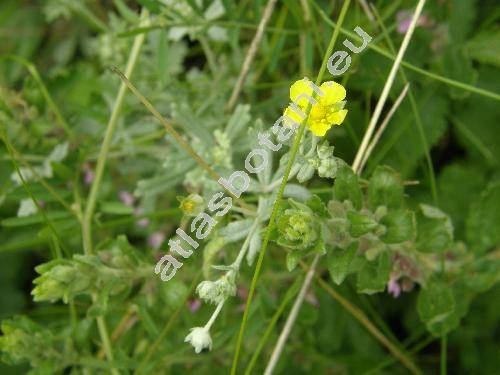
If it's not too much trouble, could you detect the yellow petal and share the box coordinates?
[310,103,327,122]
[319,81,346,105]
[290,78,315,107]
[308,120,331,137]
[327,109,348,125]
[283,105,303,127]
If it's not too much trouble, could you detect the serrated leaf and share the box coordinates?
[374,91,449,176]
[306,195,328,217]
[327,242,358,285]
[286,250,303,272]
[380,210,416,244]
[416,204,454,253]
[417,281,456,337]
[368,166,404,210]
[347,211,378,237]
[333,162,362,209]
[356,252,391,294]
[464,257,500,293]
[438,163,485,237]
[467,182,500,254]
[465,30,500,67]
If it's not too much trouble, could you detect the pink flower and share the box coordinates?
[237,286,248,301]
[119,191,135,207]
[188,299,202,313]
[82,163,94,185]
[387,276,401,298]
[134,207,150,228]
[396,10,431,34]
[148,231,165,249]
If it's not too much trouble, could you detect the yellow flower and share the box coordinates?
[284,78,348,137]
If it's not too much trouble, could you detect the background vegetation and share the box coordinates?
[0,0,499,374]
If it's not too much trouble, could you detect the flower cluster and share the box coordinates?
[277,208,320,250]
[196,274,237,305]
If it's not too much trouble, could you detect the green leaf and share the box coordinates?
[137,0,162,13]
[218,219,254,243]
[346,211,378,237]
[440,48,477,99]
[226,104,251,140]
[1,211,72,227]
[464,257,500,293]
[327,242,358,285]
[416,204,453,253]
[467,182,500,254]
[438,163,485,237]
[448,0,477,43]
[368,166,404,210]
[454,67,500,166]
[465,30,500,67]
[380,210,416,244]
[373,91,449,176]
[417,281,456,337]
[306,195,328,217]
[286,250,304,272]
[100,202,134,215]
[333,162,362,209]
[356,252,391,294]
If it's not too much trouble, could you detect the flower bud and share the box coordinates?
[179,194,205,217]
[196,276,236,305]
[277,209,319,249]
[184,327,212,353]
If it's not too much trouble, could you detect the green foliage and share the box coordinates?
[1,0,499,374]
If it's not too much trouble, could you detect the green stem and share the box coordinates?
[230,1,351,372]
[82,10,148,256]
[95,315,118,375]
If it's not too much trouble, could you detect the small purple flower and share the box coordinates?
[82,163,94,185]
[188,299,202,313]
[396,10,431,34]
[148,231,165,249]
[237,286,248,301]
[388,276,401,298]
[134,207,150,228]
[119,191,135,207]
